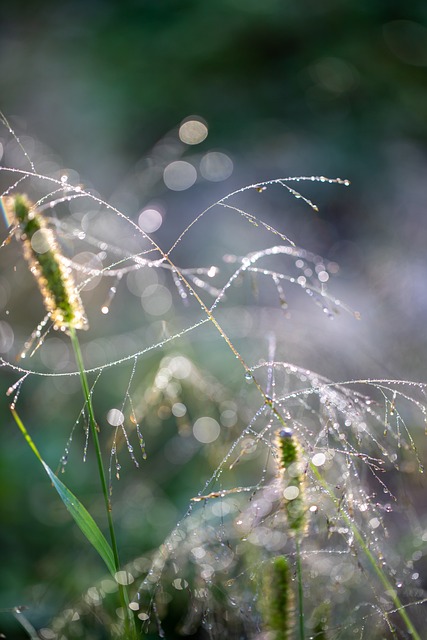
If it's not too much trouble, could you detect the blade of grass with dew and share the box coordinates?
[10,407,116,577]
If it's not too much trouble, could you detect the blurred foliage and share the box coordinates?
[1,0,427,189]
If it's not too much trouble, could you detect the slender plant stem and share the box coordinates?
[69,327,137,639]
[295,537,305,640]
[13,609,39,640]
[310,463,421,640]
[271,405,421,640]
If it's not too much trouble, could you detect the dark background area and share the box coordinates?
[1,1,427,637]
[1,0,426,375]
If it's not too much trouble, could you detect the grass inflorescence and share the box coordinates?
[1,193,88,331]
[261,556,294,640]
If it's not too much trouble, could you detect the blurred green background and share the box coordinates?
[1,1,427,637]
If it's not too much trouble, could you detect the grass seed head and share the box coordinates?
[2,194,88,331]
[276,427,307,537]
[261,555,294,640]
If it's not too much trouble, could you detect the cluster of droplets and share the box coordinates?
[220,244,358,321]
[122,358,427,638]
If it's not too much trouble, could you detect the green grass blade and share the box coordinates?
[11,408,116,577]
[41,461,116,576]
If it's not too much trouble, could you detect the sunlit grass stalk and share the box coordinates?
[12,608,39,640]
[276,427,306,638]
[1,194,87,330]
[270,407,420,640]
[69,327,137,640]
[262,556,294,640]
[4,193,135,635]
[295,538,304,640]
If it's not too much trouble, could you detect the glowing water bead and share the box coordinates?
[311,452,326,467]
[179,117,208,145]
[163,161,197,191]
[172,402,187,418]
[276,428,307,536]
[200,152,233,182]
[107,408,125,427]
[101,275,122,315]
[138,206,163,233]
[193,417,220,444]
[141,284,172,316]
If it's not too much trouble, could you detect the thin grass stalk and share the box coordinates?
[69,327,137,639]
[13,608,39,640]
[295,537,305,640]
[275,428,306,638]
[262,556,294,640]
[270,406,421,640]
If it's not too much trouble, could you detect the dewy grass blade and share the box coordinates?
[10,408,116,577]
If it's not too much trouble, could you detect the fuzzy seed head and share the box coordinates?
[2,194,88,331]
[276,427,307,536]
[261,556,294,640]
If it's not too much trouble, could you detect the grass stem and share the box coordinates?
[295,537,305,640]
[69,327,137,639]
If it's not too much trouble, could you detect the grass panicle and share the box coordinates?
[1,193,88,331]
[261,556,294,640]
[275,427,307,538]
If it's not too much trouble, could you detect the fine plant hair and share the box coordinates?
[0,113,426,640]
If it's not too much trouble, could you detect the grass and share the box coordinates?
[0,116,426,639]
